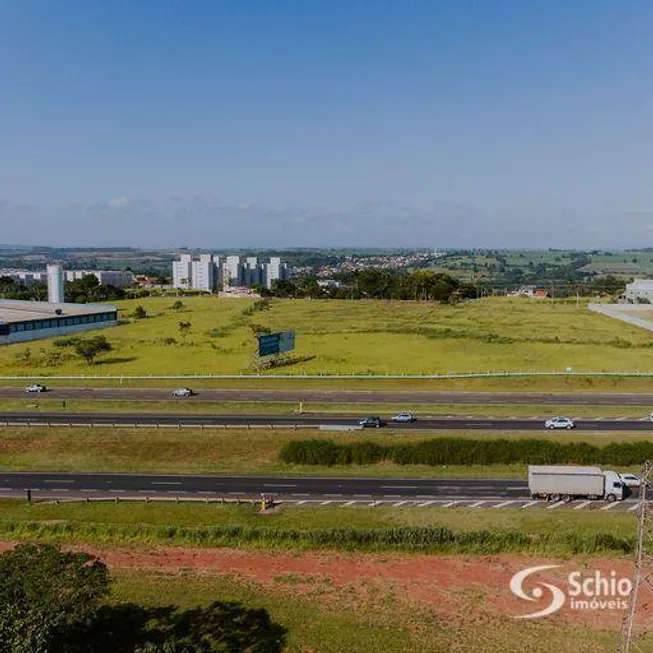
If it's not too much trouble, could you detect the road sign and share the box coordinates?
[258,331,295,357]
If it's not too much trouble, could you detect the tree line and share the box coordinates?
[280,437,653,466]
[258,270,627,301]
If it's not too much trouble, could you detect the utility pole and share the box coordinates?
[617,461,653,652]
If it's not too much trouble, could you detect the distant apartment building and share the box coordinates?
[0,270,45,285]
[65,270,134,287]
[172,254,192,289]
[264,256,290,289]
[244,257,262,287]
[171,254,290,291]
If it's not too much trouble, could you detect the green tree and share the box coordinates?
[132,305,147,319]
[171,300,184,310]
[0,543,109,653]
[73,335,113,365]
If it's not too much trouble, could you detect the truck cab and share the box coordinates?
[603,470,625,502]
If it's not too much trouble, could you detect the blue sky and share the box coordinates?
[2,0,653,248]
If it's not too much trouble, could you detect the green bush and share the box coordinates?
[279,438,653,467]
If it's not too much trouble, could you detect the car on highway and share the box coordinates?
[359,416,385,428]
[620,473,642,488]
[25,383,47,393]
[392,412,416,423]
[171,387,194,397]
[544,416,575,430]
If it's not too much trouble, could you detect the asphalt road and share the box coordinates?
[2,411,653,430]
[6,386,653,406]
[0,471,527,499]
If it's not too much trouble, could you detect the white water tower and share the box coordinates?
[46,264,65,304]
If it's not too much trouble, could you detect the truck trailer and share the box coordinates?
[528,465,625,502]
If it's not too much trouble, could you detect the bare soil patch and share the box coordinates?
[1,540,649,630]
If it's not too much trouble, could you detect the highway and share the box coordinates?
[2,411,653,430]
[5,386,653,406]
[0,471,528,499]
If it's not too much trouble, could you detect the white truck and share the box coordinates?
[528,465,625,502]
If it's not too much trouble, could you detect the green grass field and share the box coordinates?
[0,499,636,537]
[0,426,648,477]
[1,296,652,378]
[112,567,619,653]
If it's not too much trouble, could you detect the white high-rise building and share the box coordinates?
[172,254,192,289]
[190,254,216,291]
[264,257,289,289]
[244,257,262,287]
[171,253,289,291]
[46,265,65,303]
[224,256,243,287]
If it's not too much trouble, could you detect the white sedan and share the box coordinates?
[620,474,642,488]
[25,384,46,393]
[392,412,416,423]
[544,417,575,430]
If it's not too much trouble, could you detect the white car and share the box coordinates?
[620,473,642,488]
[25,384,46,393]
[172,387,194,397]
[392,412,416,423]
[544,416,575,430]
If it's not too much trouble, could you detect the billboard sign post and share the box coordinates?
[257,331,296,358]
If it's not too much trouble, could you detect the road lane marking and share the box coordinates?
[574,501,591,510]
[600,502,620,511]
[416,500,436,507]
[546,501,566,510]
[493,500,518,508]
[393,501,408,507]
[296,500,307,505]
[468,501,485,508]
[320,500,332,506]
[521,500,539,509]
[441,501,459,508]
[343,501,356,506]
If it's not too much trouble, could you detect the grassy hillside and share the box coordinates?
[0,296,651,376]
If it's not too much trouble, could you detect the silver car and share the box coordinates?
[392,412,416,423]
[544,416,575,430]
[172,387,194,397]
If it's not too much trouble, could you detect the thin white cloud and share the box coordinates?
[108,196,130,208]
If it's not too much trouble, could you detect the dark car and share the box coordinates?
[358,416,385,428]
